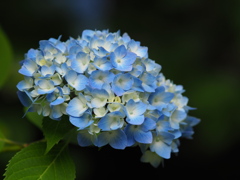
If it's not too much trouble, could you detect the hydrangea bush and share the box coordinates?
[17,29,200,167]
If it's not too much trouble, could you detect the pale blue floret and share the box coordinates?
[110,45,137,71]
[40,65,56,77]
[47,87,69,106]
[69,111,94,129]
[37,79,56,94]
[127,39,148,58]
[19,59,38,76]
[124,117,156,146]
[89,70,114,89]
[169,109,187,129]
[150,132,175,159]
[50,103,67,120]
[125,99,147,125]
[97,129,127,149]
[66,93,88,117]
[148,86,174,110]
[180,116,200,139]
[39,40,61,56]
[142,58,162,76]
[93,57,112,71]
[90,88,109,108]
[25,49,40,60]
[70,52,90,73]
[65,70,89,91]
[112,73,134,96]
[155,117,174,134]
[98,111,125,131]
[139,72,157,92]
[17,77,33,91]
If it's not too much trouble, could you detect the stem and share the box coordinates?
[0,137,26,147]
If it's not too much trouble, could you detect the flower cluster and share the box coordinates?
[17,30,200,167]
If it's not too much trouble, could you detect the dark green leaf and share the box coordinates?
[43,117,74,154]
[4,142,76,180]
[0,27,13,88]
[25,108,43,130]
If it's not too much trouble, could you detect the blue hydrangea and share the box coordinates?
[17,29,200,167]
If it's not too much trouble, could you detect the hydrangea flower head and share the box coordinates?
[17,29,200,167]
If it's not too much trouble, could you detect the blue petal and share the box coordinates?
[17,91,32,107]
[77,130,97,147]
[126,99,147,117]
[113,73,133,90]
[97,129,127,149]
[114,45,127,58]
[131,77,144,92]
[82,30,95,40]
[89,70,114,89]
[151,140,171,159]
[112,84,125,96]
[126,115,145,125]
[65,70,77,84]
[98,111,124,131]
[134,131,153,144]
[93,57,112,71]
[96,132,109,147]
[16,79,33,91]
[109,129,127,149]
[122,52,137,65]
[141,118,156,131]
[41,65,55,77]
[71,52,90,73]
[69,113,93,129]
[50,97,65,106]
[74,75,89,91]
[19,60,38,76]
[124,125,136,146]
[66,97,88,117]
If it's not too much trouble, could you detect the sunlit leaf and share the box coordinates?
[4,142,76,180]
[0,27,13,88]
[43,117,75,154]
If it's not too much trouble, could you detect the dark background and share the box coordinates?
[0,0,240,179]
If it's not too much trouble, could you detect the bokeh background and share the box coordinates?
[0,0,240,179]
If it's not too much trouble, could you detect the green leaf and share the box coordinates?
[0,129,5,152]
[0,27,13,88]
[25,107,43,129]
[42,117,75,154]
[4,142,76,180]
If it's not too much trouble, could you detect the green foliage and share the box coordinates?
[0,27,12,88]
[42,117,75,154]
[25,108,43,130]
[4,142,76,180]
[0,130,5,152]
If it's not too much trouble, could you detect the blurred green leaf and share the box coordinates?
[42,117,75,154]
[4,142,76,180]
[0,130,5,152]
[25,108,43,130]
[0,27,13,88]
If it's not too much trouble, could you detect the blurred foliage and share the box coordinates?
[0,0,240,179]
[0,27,12,88]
